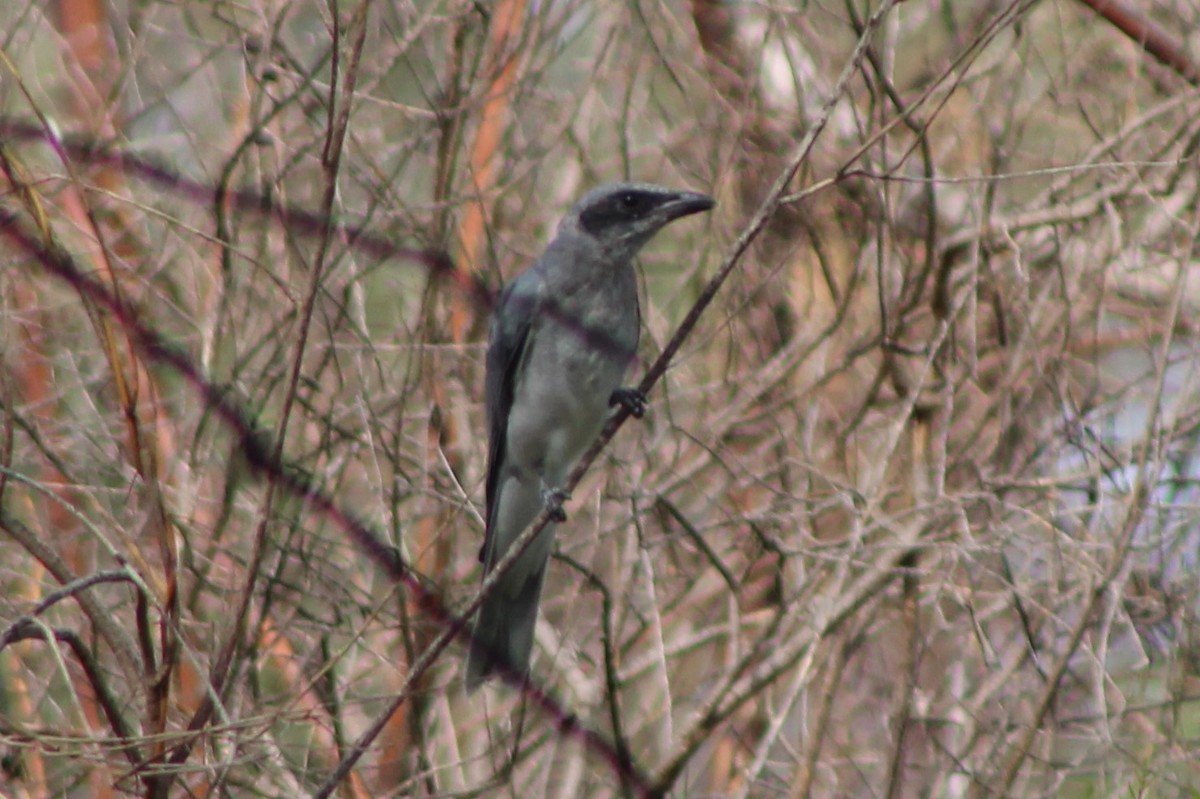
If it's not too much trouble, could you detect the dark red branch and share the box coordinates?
[1078,0,1200,86]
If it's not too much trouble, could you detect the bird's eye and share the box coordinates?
[618,193,647,214]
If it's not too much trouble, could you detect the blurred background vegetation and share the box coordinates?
[2,0,1200,796]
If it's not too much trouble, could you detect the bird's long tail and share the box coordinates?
[465,565,546,691]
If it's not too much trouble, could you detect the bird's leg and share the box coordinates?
[540,483,570,522]
[609,387,648,418]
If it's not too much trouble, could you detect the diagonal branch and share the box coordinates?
[1076,0,1200,86]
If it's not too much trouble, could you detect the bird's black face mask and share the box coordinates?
[578,189,664,235]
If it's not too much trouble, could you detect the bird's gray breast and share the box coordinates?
[504,268,638,483]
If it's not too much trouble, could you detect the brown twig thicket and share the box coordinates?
[2,1,1199,797]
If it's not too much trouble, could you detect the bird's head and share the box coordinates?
[564,182,715,261]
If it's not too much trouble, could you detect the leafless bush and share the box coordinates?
[2,0,1199,797]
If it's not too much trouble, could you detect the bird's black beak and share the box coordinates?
[658,191,716,222]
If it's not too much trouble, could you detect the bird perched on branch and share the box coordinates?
[466,182,715,689]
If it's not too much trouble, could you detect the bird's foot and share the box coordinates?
[541,486,570,522]
[609,387,648,419]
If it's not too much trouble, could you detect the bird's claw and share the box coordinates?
[541,487,569,522]
[609,387,648,419]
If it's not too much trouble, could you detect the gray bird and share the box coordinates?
[466,182,715,689]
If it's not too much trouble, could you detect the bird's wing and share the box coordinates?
[482,272,542,555]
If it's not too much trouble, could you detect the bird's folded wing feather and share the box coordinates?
[481,273,543,563]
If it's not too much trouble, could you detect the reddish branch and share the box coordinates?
[1078,0,1200,85]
